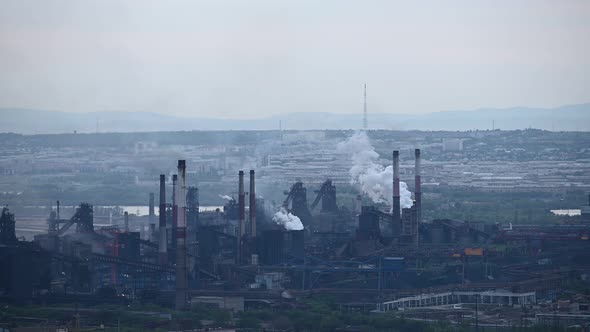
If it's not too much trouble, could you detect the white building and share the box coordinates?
[443,139,464,152]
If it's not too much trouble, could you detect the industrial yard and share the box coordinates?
[1,129,590,331]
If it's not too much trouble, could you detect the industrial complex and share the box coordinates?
[2,136,590,330]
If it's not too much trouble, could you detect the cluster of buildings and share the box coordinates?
[1,129,590,329]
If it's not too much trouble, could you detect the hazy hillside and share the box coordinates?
[1,103,589,134]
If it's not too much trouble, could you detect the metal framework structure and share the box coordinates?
[310,179,338,213]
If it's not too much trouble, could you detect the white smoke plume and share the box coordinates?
[218,194,233,201]
[337,131,413,209]
[272,207,304,231]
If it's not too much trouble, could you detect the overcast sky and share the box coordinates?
[0,0,588,119]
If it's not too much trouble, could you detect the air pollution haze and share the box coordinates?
[338,131,413,209]
[0,1,589,124]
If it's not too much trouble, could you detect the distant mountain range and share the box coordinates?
[1,103,589,134]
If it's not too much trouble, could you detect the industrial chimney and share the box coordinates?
[172,174,178,250]
[392,150,401,232]
[158,174,167,265]
[249,170,256,239]
[172,174,178,229]
[124,211,129,232]
[149,192,155,240]
[149,193,155,220]
[238,171,245,238]
[415,149,422,226]
[236,171,245,264]
[175,160,188,310]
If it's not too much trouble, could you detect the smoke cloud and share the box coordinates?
[337,131,413,209]
[272,207,304,231]
[218,194,233,201]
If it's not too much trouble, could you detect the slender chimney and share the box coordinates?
[414,149,422,226]
[171,174,178,252]
[172,174,178,229]
[238,171,245,238]
[149,193,155,220]
[158,174,167,265]
[249,170,256,238]
[124,211,129,232]
[175,160,188,310]
[354,194,362,214]
[392,150,401,231]
[149,193,155,239]
[236,171,245,264]
[177,162,187,230]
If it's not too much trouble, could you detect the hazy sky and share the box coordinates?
[0,0,589,118]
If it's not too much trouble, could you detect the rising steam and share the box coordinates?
[272,207,304,231]
[218,194,233,201]
[337,131,413,209]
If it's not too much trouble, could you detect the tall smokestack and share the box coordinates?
[149,193,155,239]
[392,150,401,231]
[158,174,167,265]
[238,171,245,238]
[172,174,178,250]
[172,174,178,229]
[249,170,256,239]
[124,211,129,232]
[149,193,155,220]
[415,149,422,226]
[175,160,188,310]
[237,171,245,264]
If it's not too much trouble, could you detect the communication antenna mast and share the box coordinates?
[363,83,368,130]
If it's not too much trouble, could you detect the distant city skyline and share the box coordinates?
[2,103,590,133]
[0,0,588,119]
